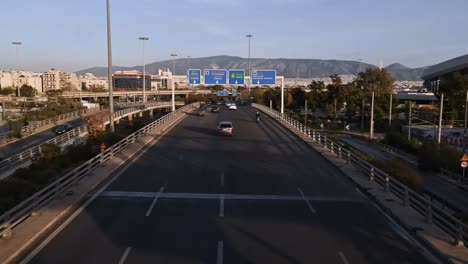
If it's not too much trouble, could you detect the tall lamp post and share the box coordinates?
[246,34,253,94]
[170,53,178,75]
[170,54,177,112]
[139,37,149,103]
[106,0,114,132]
[12,41,22,97]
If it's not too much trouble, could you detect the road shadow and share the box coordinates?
[182,125,219,136]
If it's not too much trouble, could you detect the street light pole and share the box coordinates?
[246,34,253,94]
[464,90,468,153]
[12,42,22,97]
[438,93,444,144]
[389,92,393,127]
[170,53,178,75]
[106,0,114,133]
[408,101,412,141]
[139,37,149,103]
[370,91,375,140]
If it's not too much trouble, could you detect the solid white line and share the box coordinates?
[297,187,316,213]
[217,241,224,264]
[219,194,225,217]
[118,247,132,264]
[221,172,225,187]
[145,184,166,217]
[338,251,350,264]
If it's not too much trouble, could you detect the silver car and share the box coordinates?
[217,121,233,136]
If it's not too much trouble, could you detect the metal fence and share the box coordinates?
[253,103,468,246]
[0,103,194,238]
[0,108,100,146]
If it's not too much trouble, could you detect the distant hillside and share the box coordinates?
[76,55,426,81]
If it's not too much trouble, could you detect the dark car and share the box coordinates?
[211,106,220,113]
[54,123,73,135]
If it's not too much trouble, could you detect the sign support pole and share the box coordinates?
[281,76,284,116]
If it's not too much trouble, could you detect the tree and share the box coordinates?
[19,84,36,97]
[263,87,281,109]
[0,87,15,95]
[82,110,110,136]
[289,88,307,109]
[438,72,468,123]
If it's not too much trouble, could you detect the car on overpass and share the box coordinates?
[54,123,73,135]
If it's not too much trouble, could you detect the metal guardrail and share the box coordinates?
[0,102,182,178]
[253,103,468,246]
[0,108,100,146]
[114,100,184,108]
[0,103,194,238]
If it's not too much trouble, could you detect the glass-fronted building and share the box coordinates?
[112,71,151,91]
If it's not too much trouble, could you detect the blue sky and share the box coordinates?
[1,0,467,72]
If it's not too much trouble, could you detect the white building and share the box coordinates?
[43,69,61,91]
[0,70,44,94]
[79,73,108,90]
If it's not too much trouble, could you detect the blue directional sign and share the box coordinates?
[228,69,245,85]
[232,90,238,97]
[188,69,201,85]
[251,70,276,85]
[216,91,229,96]
[204,69,227,85]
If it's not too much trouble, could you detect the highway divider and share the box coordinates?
[0,103,193,238]
[253,103,468,247]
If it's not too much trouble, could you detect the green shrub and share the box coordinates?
[383,131,420,155]
[374,160,423,192]
[418,142,461,172]
[40,144,62,161]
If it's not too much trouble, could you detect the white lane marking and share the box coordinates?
[217,241,224,264]
[221,172,225,187]
[18,122,175,264]
[118,247,132,264]
[297,188,316,213]
[338,251,350,264]
[219,194,225,217]
[100,191,366,204]
[145,184,167,217]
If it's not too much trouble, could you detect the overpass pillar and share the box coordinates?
[138,111,143,118]
[128,114,133,121]
[115,118,120,125]
[149,109,154,117]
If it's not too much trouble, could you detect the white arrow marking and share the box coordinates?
[235,80,238,84]
[216,80,219,84]
[257,80,260,84]
[320,123,324,128]
[345,125,350,130]
[193,80,196,84]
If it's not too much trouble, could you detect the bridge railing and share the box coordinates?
[0,108,100,147]
[253,103,468,246]
[0,103,194,238]
[0,102,182,176]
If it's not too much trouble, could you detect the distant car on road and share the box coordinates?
[228,104,237,110]
[198,110,206,116]
[211,106,220,113]
[217,121,233,136]
[54,123,73,135]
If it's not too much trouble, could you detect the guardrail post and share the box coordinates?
[330,142,334,152]
[369,167,374,181]
[2,225,12,238]
[323,136,327,149]
[338,147,342,158]
[312,131,316,141]
[347,151,351,164]
[425,197,433,224]
[19,153,23,161]
[385,176,390,192]
[455,222,464,246]
[403,188,409,206]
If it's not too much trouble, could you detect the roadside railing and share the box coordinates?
[0,103,194,238]
[0,108,100,146]
[253,103,468,246]
[0,102,183,179]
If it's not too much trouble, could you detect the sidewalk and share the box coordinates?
[261,109,468,264]
[0,109,192,264]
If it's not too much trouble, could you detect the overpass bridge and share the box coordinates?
[61,89,213,101]
[1,103,462,263]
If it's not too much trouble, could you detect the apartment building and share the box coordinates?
[79,73,108,90]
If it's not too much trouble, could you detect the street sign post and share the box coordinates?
[459,154,468,181]
[188,69,201,85]
[228,69,245,85]
[251,70,276,85]
[204,69,227,85]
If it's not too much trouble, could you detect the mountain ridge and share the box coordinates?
[76,55,428,81]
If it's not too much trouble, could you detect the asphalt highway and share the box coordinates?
[0,119,82,159]
[25,105,436,264]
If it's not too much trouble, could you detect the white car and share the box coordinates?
[217,121,234,136]
[228,104,237,110]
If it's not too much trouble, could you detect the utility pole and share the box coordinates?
[438,93,444,144]
[464,90,468,152]
[139,37,149,103]
[389,92,393,127]
[106,0,114,133]
[370,91,375,140]
[334,98,337,125]
[305,100,308,126]
[12,42,22,97]
[361,98,365,132]
[246,34,253,95]
[408,101,412,141]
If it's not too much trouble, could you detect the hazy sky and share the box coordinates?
[1,0,467,72]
